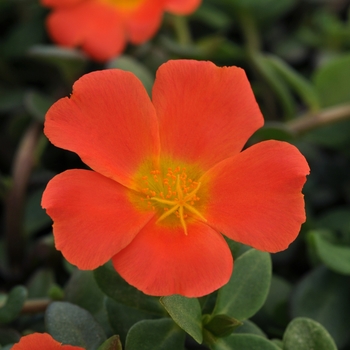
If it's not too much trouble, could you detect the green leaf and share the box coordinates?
[315,207,350,241]
[209,333,281,350]
[283,317,337,350]
[217,0,296,23]
[250,53,296,120]
[213,249,271,320]
[0,286,27,325]
[309,230,350,275]
[0,87,24,113]
[125,318,185,350]
[265,55,320,112]
[97,336,122,350]
[24,188,52,237]
[160,295,202,343]
[94,263,164,316]
[193,4,231,30]
[0,3,45,58]
[249,122,294,143]
[65,270,112,335]
[303,117,350,150]
[46,301,106,350]
[27,268,55,298]
[24,90,55,122]
[0,328,20,346]
[203,314,242,338]
[253,275,291,332]
[313,53,350,107]
[1,345,14,350]
[28,45,88,84]
[291,266,350,348]
[271,339,283,349]
[233,320,266,338]
[107,55,154,95]
[106,297,157,344]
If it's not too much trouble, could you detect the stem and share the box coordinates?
[0,298,51,314]
[287,103,350,135]
[238,9,261,55]
[238,9,296,120]
[173,15,192,46]
[21,299,51,314]
[4,122,42,276]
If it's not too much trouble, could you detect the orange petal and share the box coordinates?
[42,170,154,270]
[165,0,201,14]
[41,0,83,7]
[44,69,159,189]
[12,333,83,350]
[201,140,309,253]
[152,60,264,170]
[126,0,164,44]
[112,219,233,297]
[46,1,126,61]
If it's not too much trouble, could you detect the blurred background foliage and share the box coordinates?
[0,0,350,349]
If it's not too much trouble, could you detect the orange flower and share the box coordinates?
[40,0,201,61]
[42,60,309,297]
[12,333,84,349]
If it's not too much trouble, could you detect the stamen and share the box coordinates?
[144,166,206,235]
[156,204,180,222]
[176,175,184,200]
[151,197,177,206]
[178,205,188,235]
[184,203,207,222]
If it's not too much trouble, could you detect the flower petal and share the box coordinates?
[42,170,154,269]
[41,0,83,7]
[152,60,264,169]
[12,333,83,350]
[44,69,159,189]
[126,0,164,44]
[46,2,126,61]
[201,140,309,252]
[112,219,233,297]
[165,0,201,14]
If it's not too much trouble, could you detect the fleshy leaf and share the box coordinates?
[24,90,55,122]
[308,230,350,275]
[94,263,164,316]
[291,266,350,348]
[283,317,337,350]
[313,53,350,107]
[97,335,122,350]
[46,301,106,350]
[0,286,27,325]
[208,333,281,350]
[203,314,242,338]
[107,55,154,95]
[125,318,186,350]
[233,320,266,338]
[250,53,296,119]
[105,297,156,344]
[24,188,52,237]
[27,269,55,298]
[264,54,320,111]
[65,270,112,335]
[0,327,21,345]
[212,249,271,320]
[160,295,203,343]
[28,45,87,84]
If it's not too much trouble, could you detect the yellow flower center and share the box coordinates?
[100,0,144,11]
[132,161,208,235]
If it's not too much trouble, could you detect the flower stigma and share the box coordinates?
[132,162,208,235]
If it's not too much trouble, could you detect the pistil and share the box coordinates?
[151,175,207,235]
